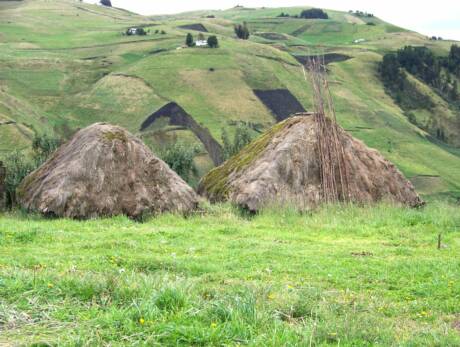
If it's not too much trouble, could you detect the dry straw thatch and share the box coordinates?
[18,123,199,219]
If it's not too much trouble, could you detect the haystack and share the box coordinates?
[18,123,198,219]
[198,115,423,212]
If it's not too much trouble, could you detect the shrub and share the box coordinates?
[2,151,36,207]
[1,133,61,208]
[221,124,253,160]
[207,35,219,48]
[300,8,328,19]
[185,33,195,47]
[234,23,250,40]
[157,142,201,182]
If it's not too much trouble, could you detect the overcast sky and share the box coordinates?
[88,0,460,40]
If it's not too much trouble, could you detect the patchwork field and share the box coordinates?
[1,203,459,345]
[1,0,459,197]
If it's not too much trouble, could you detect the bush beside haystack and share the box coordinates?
[18,123,198,219]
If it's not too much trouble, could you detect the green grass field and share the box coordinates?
[1,202,459,346]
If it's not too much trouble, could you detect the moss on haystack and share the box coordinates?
[199,118,295,200]
[102,130,128,143]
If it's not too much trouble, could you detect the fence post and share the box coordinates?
[0,161,5,211]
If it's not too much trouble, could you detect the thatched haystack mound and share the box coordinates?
[18,123,198,219]
[198,116,423,211]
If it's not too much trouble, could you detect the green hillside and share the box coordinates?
[1,0,459,197]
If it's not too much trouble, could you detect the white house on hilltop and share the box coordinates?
[196,40,208,47]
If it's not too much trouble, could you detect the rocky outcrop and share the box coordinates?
[18,123,199,219]
[198,116,423,212]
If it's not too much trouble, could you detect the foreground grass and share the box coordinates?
[0,202,459,346]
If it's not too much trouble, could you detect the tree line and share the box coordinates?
[277,8,329,20]
[185,33,219,48]
[380,45,459,105]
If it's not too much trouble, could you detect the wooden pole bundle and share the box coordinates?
[306,57,350,203]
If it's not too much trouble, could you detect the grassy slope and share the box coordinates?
[0,0,459,196]
[1,203,459,345]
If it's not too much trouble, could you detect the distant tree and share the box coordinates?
[207,35,219,48]
[160,30,166,35]
[277,12,290,17]
[451,80,459,100]
[138,28,147,36]
[197,33,205,41]
[379,53,403,87]
[185,33,195,47]
[299,8,328,19]
[234,23,250,40]
[154,29,159,34]
[100,0,112,7]
[448,44,460,76]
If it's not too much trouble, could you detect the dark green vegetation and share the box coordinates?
[157,141,201,183]
[0,0,460,200]
[2,134,60,207]
[186,33,195,47]
[380,45,460,105]
[207,36,219,48]
[1,203,459,345]
[300,8,329,20]
[234,23,250,40]
[100,0,112,7]
[380,45,460,144]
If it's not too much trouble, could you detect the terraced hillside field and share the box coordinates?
[0,0,459,197]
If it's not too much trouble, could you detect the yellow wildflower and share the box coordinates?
[139,318,145,325]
